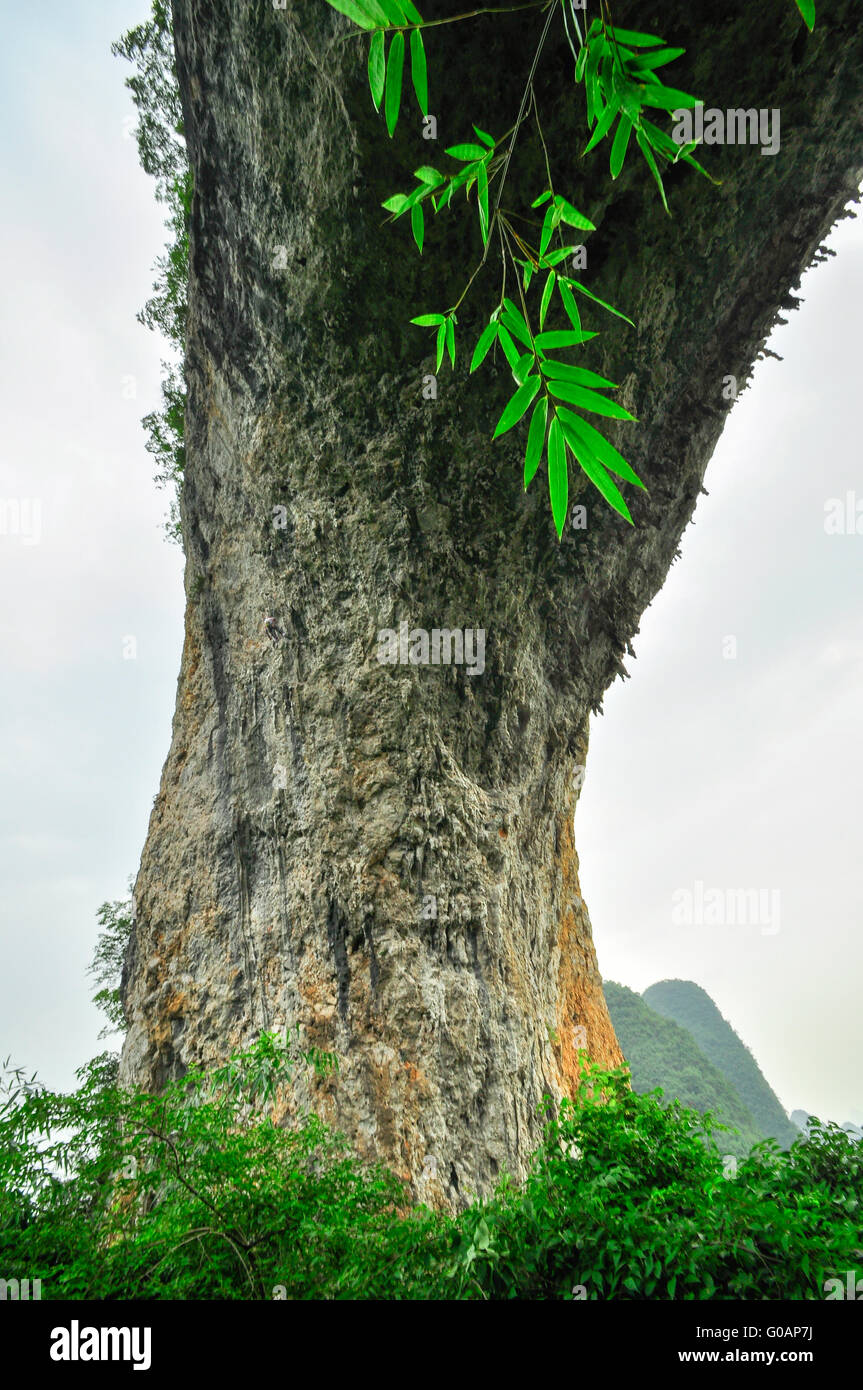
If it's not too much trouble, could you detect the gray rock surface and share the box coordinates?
[120,0,863,1205]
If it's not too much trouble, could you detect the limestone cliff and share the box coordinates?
[119,0,863,1204]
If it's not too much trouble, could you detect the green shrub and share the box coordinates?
[1,1045,859,1300]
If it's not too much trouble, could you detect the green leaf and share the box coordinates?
[531,190,553,208]
[382,192,409,215]
[583,97,621,155]
[540,360,618,390]
[493,377,541,438]
[411,202,424,252]
[435,321,446,372]
[524,397,547,488]
[539,271,555,331]
[548,381,635,420]
[540,203,557,257]
[376,0,409,23]
[558,280,582,332]
[410,27,428,116]
[568,278,635,327]
[445,316,456,368]
[411,312,444,325]
[445,143,488,161]
[559,419,633,522]
[470,321,498,372]
[535,329,595,350]
[640,86,701,111]
[477,161,490,244]
[796,0,816,29]
[610,114,633,178]
[501,298,532,350]
[607,27,664,47]
[473,126,495,147]
[497,325,521,370]
[557,407,645,487]
[414,166,445,186]
[368,30,386,109]
[396,0,422,19]
[554,197,596,232]
[635,129,669,214]
[522,261,534,292]
[355,0,393,27]
[795,0,815,28]
[384,30,404,136]
[512,352,534,385]
[627,47,685,72]
[541,246,580,268]
[323,0,377,31]
[548,416,568,539]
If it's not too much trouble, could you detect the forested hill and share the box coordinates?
[603,981,763,1159]
[641,980,799,1149]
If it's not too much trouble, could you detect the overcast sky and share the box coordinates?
[1,1,860,1128]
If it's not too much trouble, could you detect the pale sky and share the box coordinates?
[1,1,860,1128]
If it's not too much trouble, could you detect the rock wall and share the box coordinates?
[120,0,863,1204]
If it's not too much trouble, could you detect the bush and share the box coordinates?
[1,1045,860,1300]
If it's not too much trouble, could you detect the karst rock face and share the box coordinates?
[119,0,863,1203]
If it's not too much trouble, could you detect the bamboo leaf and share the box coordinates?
[497,325,521,370]
[477,160,490,244]
[445,143,488,161]
[411,202,424,252]
[531,190,553,208]
[558,280,582,332]
[559,419,634,521]
[640,86,701,111]
[635,129,670,214]
[323,0,377,30]
[524,397,548,489]
[547,381,635,420]
[567,278,635,327]
[795,0,815,31]
[627,47,685,72]
[493,377,541,438]
[473,126,495,147]
[410,27,428,116]
[382,193,409,215]
[557,407,645,488]
[384,31,405,136]
[411,312,444,326]
[540,203,557,257]
[583,97,621,155]
[607,27,664,47]
[435,321,446,372]
[414,166,445,186]
[540,361,618,391]
[610,113,633,178]
[539,271,555,331]
[548,416,568,539]
[535,329,595,350]
[470,321,498,372]
[554,197,596,231]
[445,316,456,368]
[368,30,386,109]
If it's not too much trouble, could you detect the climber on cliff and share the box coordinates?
[264,614,285,645]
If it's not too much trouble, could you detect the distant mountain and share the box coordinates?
[642,980,799,1149]
[792,1109,863,1143]
[603,981,763,1159]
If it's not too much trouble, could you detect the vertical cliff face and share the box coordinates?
[119,0,863,1203]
